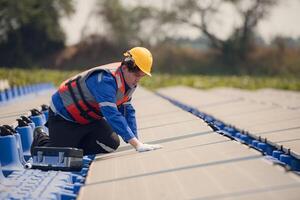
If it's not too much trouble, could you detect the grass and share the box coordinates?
[140,73,300,91]
[1,68,299,91]
[0,68,79,87]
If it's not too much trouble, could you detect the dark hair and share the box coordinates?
[122,57,141,73]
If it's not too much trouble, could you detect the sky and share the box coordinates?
[60,0,300,46]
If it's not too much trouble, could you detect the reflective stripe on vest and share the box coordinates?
[58,62,136,124]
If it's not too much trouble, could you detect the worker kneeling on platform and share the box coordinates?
[31,47,162,155]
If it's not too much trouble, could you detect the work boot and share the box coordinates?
[30,127,50,156]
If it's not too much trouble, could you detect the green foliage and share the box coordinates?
[1,68,298,91]
[0,0,74,67]
[140,74,300,91]
[95,0,152,48]
[155,0,279,66]
[0,68,78,86]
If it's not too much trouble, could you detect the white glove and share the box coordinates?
[136,143,162,152]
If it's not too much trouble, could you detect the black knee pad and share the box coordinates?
[110,132,120,150]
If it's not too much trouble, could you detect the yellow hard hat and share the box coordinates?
[124,47,153,76]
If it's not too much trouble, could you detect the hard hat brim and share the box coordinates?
[123,52,152,77]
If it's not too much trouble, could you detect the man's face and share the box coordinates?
[122,65,146,88]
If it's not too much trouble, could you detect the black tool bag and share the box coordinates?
[31,146,83,171]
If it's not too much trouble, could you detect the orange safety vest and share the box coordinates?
[58,62,135,124]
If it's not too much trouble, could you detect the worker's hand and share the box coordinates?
[136,143,162,152]
[128,137,162,152]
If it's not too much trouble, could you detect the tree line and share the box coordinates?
[0,0,299,76]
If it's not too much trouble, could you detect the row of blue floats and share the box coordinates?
[0,83,55,103]
[0,105,94,200]
[157,93,300,173]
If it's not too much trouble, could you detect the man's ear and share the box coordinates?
[122,65,129,73]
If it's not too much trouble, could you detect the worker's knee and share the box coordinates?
[100,132,120,153]
[110,133,120,151]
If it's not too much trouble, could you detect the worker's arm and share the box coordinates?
[102,105,161,152]
[119,101,162,151]
[87,72,162,152]
[118,102,138,138]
